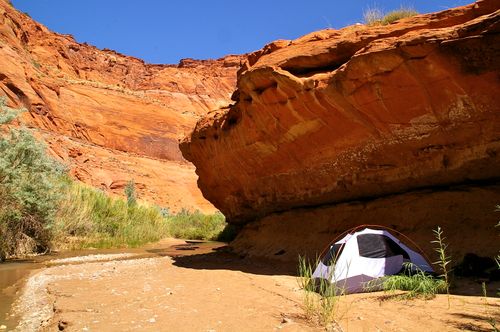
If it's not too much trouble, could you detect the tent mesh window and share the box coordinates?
[321,243,344,266]
[356,234,410,259]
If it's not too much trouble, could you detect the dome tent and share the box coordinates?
[312,227,433,294]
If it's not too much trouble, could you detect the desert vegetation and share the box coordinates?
[0,98,231,260]
[53,181,169,249]
[365,263,447,300]
[363,6,418,26]
[0,97,65,260]
[297,255,347,329]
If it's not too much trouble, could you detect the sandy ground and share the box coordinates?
[9,240,500,332]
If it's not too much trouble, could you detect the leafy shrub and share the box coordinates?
[166,209,226,241]
[0,97,66,260]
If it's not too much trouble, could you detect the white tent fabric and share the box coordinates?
[312,228,433,294]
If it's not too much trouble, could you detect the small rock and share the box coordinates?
[148,318,156,323]
[282,317,292,324]
[58,320,68,330]
[216,288,221,291]
[0,325,7,330]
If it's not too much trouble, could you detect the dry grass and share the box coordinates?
[364,6,418,26]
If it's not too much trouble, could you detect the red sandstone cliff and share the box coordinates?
[181,1,500,259]
[0,0,243,211]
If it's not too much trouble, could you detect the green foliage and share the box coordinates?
[297,255,345,328]
[381,8,418,24]
[366,262,447,300]
[432,226,451,308]
[0,98,232,258]
[364,6,418,26]
[0,97,67,260]
[165,209,227,241]
[158,206,170,218]
[124,180,137,206]
[216,223,239,242]
[54,181,168,248]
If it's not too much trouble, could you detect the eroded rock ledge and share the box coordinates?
[181,0,500,259]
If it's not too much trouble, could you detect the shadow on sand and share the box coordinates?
[168,246,297,277]
[148,241,500,296]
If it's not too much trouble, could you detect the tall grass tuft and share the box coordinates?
[363,6,384,26]
[364,6,418,26]
[165,209,227,241]
[297,255,346,329]
[54,181,169,249]
[365,262,447,300]
[432,226,452,308]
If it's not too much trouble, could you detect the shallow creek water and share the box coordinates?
[0,239,224,330]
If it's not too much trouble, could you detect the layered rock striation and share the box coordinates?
[0,0,243,211]
[181,1,500,259]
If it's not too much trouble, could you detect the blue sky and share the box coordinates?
[12,0,473,64]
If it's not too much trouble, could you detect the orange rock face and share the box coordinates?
[181,1,500,258]
[0,1,243,211]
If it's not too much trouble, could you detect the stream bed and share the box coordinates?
[0,239,224,330]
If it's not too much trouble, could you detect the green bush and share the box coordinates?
[54,182,169,248]
[0,98,233,258]
[166,209,227,241]
[364,6,418,26]
[364,263,447,300]
[216,223,239,242]
[0,97,66,260]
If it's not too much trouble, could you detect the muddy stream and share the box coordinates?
[0,239,224,330]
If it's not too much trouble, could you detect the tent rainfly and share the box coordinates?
[312,228,434,294]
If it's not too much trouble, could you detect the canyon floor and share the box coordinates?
[5,239,499,332]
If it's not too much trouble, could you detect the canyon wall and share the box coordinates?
[181,0,500,260]
[0,0,243,211]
